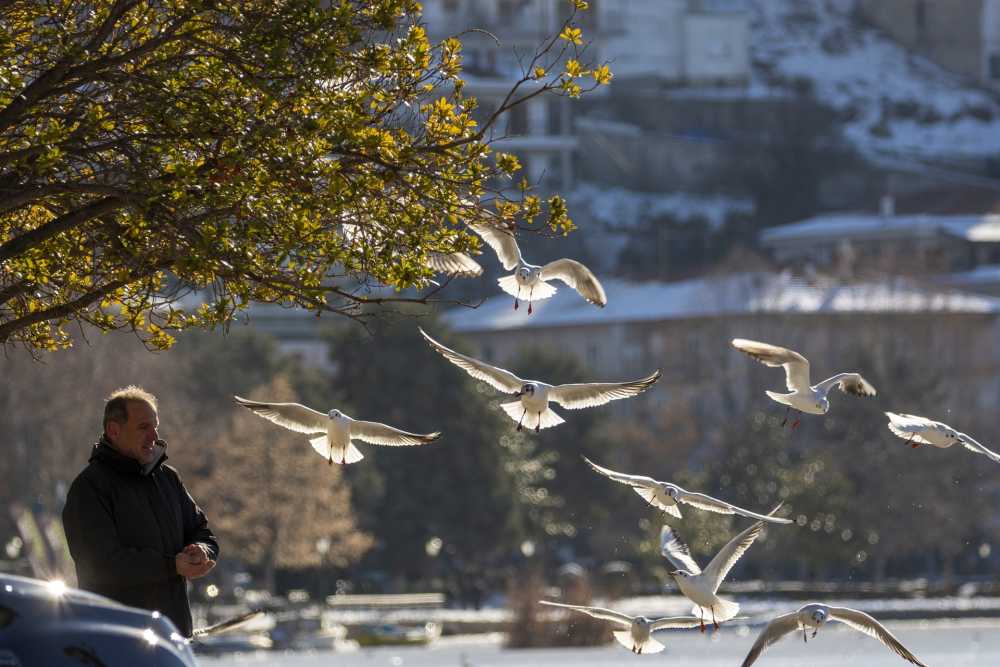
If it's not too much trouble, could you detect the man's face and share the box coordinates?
[108,401,160,465]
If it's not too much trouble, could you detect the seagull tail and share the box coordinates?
[501,402,565,430]
[694,599,740,623]
[309,435,364,464]
[497,275,522,299]
[765,390,795,407]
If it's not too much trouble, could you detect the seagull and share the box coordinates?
[538,601,702,654]
[885,412,999,462]
[341,222,483,279]
[731,338,876,428]
[420,328,659,432]
[583,457,792,524]
[660,518,772,632]
[740,603,926,667]
[233,396,441,465]
[470,222,606,313]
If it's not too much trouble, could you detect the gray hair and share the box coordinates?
[103,385,158,434]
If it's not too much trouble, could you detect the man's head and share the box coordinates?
[103,386,160,465]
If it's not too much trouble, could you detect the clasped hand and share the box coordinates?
[175,543,216,579]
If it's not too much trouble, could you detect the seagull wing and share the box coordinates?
[884,413,937,444]
[649,616,704,631]
[548,371,660,409]
[470,222,522,270]
[731,339,811,392]
[351,420,441,447]
[582,457,662,489]
[957,432,1000,463]
[233,396,327,434]
[419,328,524,393]
[538,601,631,627]
[827,607,927,666]
[675,490,793,524]
[738,611,803,667]
[539,258,607,307]
[814,373,877,398]
[702,520,765,592]
[425,251,483,277]
[659,526,702,575]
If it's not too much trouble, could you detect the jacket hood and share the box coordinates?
[90,437,168,476]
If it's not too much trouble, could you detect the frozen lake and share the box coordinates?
[200,618,1000,666]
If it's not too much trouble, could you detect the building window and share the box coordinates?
[990,53,1000,80]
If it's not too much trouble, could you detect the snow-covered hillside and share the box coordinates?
[750,0,1000,160]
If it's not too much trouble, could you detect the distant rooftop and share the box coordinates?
[760,214,1000,245]
[444,273,1000,333]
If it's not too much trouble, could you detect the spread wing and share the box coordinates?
[419,328,524,393]
[827,607,927,666]
[351,420,441,447]
[659,526,702,575]
[814,373,877,398]
[885,412,937,444]
[538,601,631,627]
[957,432,1000,463]
[233,396,327,434]
[702,520,766,592]
[674,490,793,524]
[470,222,522,270]
[649,616,704,631]
[731,339,811,392]
[582,457,661,489]
[539,258,607,307]
[426,251,483,277]
[548,371,660,409]
[739,612,803,667]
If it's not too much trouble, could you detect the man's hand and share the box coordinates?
[175,544,216,579]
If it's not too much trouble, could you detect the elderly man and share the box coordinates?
[62,385,219,637]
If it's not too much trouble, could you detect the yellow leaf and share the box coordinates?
[558,27,583,45]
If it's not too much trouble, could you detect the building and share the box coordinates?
[758,207,1000,285]
[857,0,1000,92]
[442,273,1000,426]
[419,0,752,191]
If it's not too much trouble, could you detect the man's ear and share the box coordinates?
[106,421,121,443]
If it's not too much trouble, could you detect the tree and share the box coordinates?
[201,375,372,592]
[0,0,608,353]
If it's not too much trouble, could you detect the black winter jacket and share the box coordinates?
[62,439,219,636]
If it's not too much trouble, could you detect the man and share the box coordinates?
[62,385,219,637]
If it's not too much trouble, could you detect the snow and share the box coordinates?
[760,214,1000,244]
[749,0,1000,159]
[444,272,1000,333]
[569,182,755,232]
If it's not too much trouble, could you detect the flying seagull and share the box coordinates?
[233,396,441,465]
[885,412,999,462]
[470,222,606,313]
[731,338,876,428]
[660,517,773,632]
[538,601,701,654]
[420,328,659,432]
[583,457,792,524]
[740,603,926,667]
[341,222,483,280]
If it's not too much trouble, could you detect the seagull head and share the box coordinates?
[817,397,829,413]
[328,409,343,420]
[807,606,828,625]
[663,484,679,499]
[668,569,693,579]
[514,383,537,398]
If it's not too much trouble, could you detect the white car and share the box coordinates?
[0,573,198,666]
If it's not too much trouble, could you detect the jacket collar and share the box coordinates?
[91,436,168,476]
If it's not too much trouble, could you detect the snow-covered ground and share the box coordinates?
[570,183,755,232]
[749,0,1000,160]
